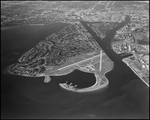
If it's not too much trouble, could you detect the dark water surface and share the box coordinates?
[1,21,149,119]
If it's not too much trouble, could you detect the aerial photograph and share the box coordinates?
[1,0,149,119]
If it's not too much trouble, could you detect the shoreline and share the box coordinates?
[0,22,71,31]
[1,24,46,31]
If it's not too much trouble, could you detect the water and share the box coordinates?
[80,16,139,87]
[1,20,149,119]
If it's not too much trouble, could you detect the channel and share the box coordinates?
[80,16,139,87]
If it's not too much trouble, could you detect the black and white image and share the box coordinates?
[1,1,149,119]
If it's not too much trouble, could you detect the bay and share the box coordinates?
[1,19,149,119]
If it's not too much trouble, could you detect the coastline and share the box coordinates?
[1,24,45,31]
